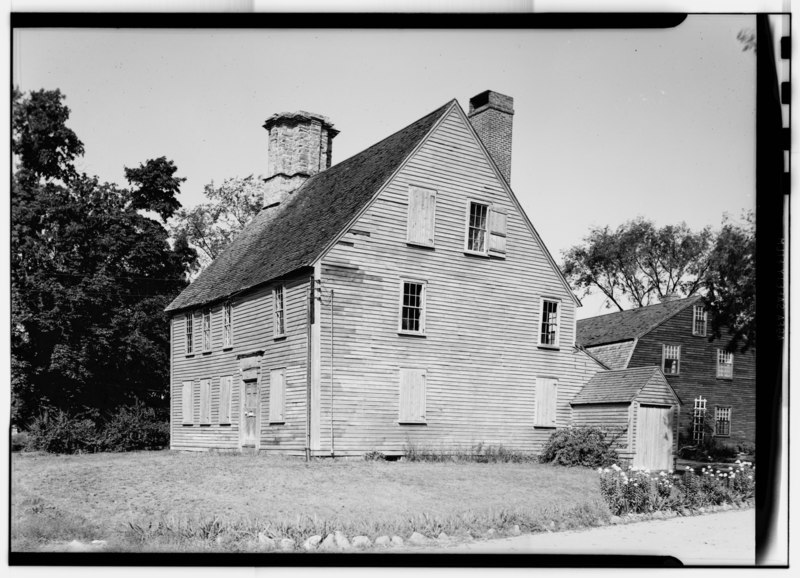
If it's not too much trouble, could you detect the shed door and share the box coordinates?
[242,380,259,447]
[634,404,673,470]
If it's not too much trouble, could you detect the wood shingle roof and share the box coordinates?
[570,366,668,405]
[166,100,455,313]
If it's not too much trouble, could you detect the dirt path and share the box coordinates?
[419,509,755,566]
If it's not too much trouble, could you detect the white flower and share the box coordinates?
[735,460,741,464]
[611,464,621,472]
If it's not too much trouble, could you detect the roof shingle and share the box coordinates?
[570,366,664,405]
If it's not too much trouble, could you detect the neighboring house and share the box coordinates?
[165,90,608,457]
[576,295,755,448]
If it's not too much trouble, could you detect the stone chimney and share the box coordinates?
[262,111,339,207]
[467,90,514,184]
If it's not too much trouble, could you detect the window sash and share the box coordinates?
[400,281,425,334]
[692,396,706,442]
[466,202,489,253]
[222,302,232,348]
[185,313,193,354]
[717,349,734,379]
[539,299,560,346]
[202,310,211,351]
[715,407,731,436]
[692,306,707,336]
[274,286,285,337]
[662,345,681,374]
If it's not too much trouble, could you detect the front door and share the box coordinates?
[634,404,673,470]
[242,380,259,447]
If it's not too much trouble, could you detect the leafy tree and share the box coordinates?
[169,175,264,274]
[703,212,755,351]
[11,87,196,427]
[125,156,185,221]
[562,218,712,311]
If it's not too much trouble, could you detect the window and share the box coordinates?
[717,349,734,379]
[269,368,286,424]
[199,378,211,424]
[399,281,426,335]
[407,185,436,247]
[219,376,232,425]
[715,407,731,437]
[399,368,426,423]
[181,380,194,425]
[466,201,489,253]
[692,396,707,442]
[202,309,211,351]
[662,345,681,375]
[185,313,193,354]
[692,305,707,336]
[538,299,560,347]
[274,286,285,337]
[222,302,233,348]
[534,377,558,427]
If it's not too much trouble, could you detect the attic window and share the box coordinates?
[538,299,560,348]
[692,305,707,336]
[465,201,489,254]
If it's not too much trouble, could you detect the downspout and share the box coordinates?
[306,275,314,461]
[330,289,335,457]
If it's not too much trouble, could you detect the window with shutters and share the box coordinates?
[538,298,560,348]
[662,345,681,375]
[487,208,507,257]
[465,201,489,254]
[181,380,194,425]
[715,407,731,437]
[398,280,426,335]
[692,305,707,336]
[406,185,436,247]
[219,375,232,425]
[269,368,286,424]
[199,378,211,424]
[534,377,558,427]
[185,312,194,355]
[274,285,286,338]
[202,309,211,352]
[716,349,734,379]
[222,302,233,349]
[398,368,426,423]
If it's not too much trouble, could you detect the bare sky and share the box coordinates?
[13,15,756,317]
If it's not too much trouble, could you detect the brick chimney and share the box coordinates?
[467,90,514,184]
[262,111,339,207]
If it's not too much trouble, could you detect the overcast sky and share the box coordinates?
[12,15,756,318]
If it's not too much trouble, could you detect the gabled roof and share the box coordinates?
[570,366,676,405]
[576,295,703,347]
[166,101,455,313]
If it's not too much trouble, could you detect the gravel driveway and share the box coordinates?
[419,509,755,566]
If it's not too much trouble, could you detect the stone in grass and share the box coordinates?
[408,532,429,545]
[352,536,372,549]
[303,535,323,551]
[280,538,296,551]
[390,536,404,546]
[510,525,521,536]
[258,533,276,551]
[374,536,391,547]
[320,533,338,551]
[334,531,351,550]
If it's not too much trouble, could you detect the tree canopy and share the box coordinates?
[11,87,196,426]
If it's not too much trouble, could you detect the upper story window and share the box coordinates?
[222,302,233,348]
[466,201,489,254]
[274,285,286,338]
[538,298,560,348]
[716,349,734,379]
[692,305,707,336]
[406,185,436,247]
[185,312,194,354]
[399,280,426,335]
[662,344,681,375]
[202,309,211,351]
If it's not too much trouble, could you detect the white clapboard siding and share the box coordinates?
[398,368,426,423]
[406,185,436,247]
[219,375,232,425]
[534,377,558,427]
[269,368,286,423]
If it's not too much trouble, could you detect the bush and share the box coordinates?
[363,451,386,461]
[11,431,29,452]
[402,442,536,463]
[25,410,100,454]
[539,427,621,468]
[100,402,169,452]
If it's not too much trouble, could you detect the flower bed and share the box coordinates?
[598,461,754,516]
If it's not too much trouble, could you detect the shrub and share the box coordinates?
[402,442,536,463]
[363,451,386,461]
[100,402,169,452]
[25,410,100,454]
[11,431,29,452]
[539,427,621,468]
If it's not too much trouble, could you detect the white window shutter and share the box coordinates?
[535,378,557,427]
[219,376,232,425]
[399,368,426,422]
[407,186,436,247]
[182,381,194,425]
[488,209,507,255]
[200,379,211,424]
[269,369,285,423]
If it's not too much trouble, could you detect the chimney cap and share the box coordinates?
[468,90,514,116]
[263,110,340,136]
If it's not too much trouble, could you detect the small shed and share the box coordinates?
[570,366,681,470]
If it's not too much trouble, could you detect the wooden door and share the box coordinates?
[242,380,258,447]
[634,405,673,470]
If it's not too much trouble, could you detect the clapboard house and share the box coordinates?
[576,295,756,448]
[165,90,607,457]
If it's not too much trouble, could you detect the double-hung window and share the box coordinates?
[202,309,211,352]
[465,201,489,253]
[222,302,233,348]
[692,396,707,442]
[538,299,560,348]
[399,280,426,335]
[662,345,681,375]
[274,285,286,338]
[692,305,707,336]
[716,349,734,379]
[714,407,731,437]
[185,313,194,354]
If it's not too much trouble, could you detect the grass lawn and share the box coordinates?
[12,450,609,552]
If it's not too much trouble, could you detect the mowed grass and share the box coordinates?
[12,451,609,552]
